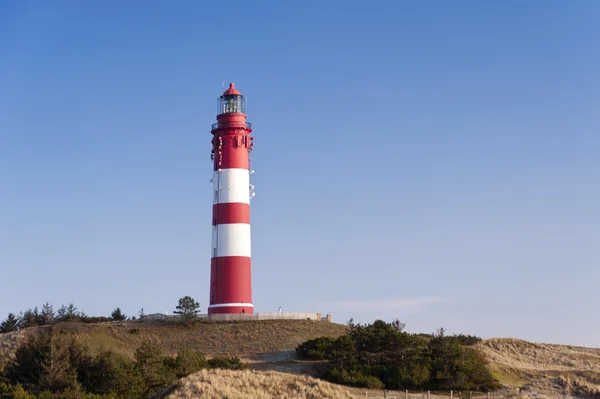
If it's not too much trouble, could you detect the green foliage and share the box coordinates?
[207,356,249,370]
[39,303,54,326]
[19,308,40,329]
[4,333,53,392]
[81,351,146,398]
[327,368,384,389]
[0,382,37,399]
[172,347,208,378]
[133,341,176,393]
[0,331,226,398]
[295,337,336,360]
[297,320,500,392]
[452,333,483,346]
[110,308,126,322]
[56,304,82,322]
[0,314,21,333]
[173,296,201,326]
[1,302,137,332]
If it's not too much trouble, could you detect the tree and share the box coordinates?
[40,302,55,325]
[138,308,145,319]
[0,313,21,333]
[111,308,126,321]
[57,303,82,322]
[173,296,200,326]
[134,341,175,393]
[38,334,77,392]
[20,308,39,329]
[391,319,406,332]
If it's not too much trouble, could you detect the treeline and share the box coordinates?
[0,330,247,398]
[296,319,500,392]
[0,303,137,334]
[1,295,203,334]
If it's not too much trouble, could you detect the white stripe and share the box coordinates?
[213,168,249,204]
[211,223,251,257]
[208,303,254,308]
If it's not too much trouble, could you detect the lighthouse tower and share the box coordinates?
[208,83,255,315]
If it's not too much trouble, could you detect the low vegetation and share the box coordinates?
[0,302,134,332]
[161,368,366,399]
[0,296,203,334]
[0,329,248,398]
[296,320,501,392]
[5,298,597,398]
[477,338,600,398]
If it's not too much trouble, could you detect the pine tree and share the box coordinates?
[0,313,21,333]
[57,305,67,321]
[66,303,79,321]
[111,307,126,321]
[39,334,77,392]
[20,309,38,328]
[173,296,200,326]
[41,302,55,325]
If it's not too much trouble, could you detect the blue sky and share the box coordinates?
[1,1,598,347]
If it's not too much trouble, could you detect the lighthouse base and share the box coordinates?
[207,304,254,315]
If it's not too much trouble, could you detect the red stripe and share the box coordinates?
[213,145,249,170]
[212,203,250,225]
[209,256,252,311]
[213,132,250,171]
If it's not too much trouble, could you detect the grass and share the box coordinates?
[1,319,348,360]
[477,338,600,398]
[489,364,530,388]
[5,322,600,398]
[477,338,600,372]
[157,369,518,399]
[0,330,26,369]
[157,369,364,399]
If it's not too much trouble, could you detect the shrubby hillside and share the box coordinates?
[296,320,500,392]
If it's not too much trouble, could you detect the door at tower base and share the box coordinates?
[208,256,253,314]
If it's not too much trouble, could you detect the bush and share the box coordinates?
[208,356,248,370]
[327,368,384,389]
[0,382,36,399]
[452,334,483,346]
[295,337,336,360]
[134,341,177,394]
[297,320,500,392]
[172,347,208,378]
[0,333,216,398]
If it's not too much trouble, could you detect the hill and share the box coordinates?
[3,321,600,398]
[154,369,501,399]
[153,368,365,399]
[0,319,348,362]
[477,338,600,398]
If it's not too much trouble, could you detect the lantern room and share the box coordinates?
[217,82,246,115]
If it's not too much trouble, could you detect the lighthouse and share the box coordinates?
[208,83,255,315]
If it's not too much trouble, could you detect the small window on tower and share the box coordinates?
[214,190,219,202]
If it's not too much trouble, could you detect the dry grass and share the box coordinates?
[159,369,519,399]
[5,324,600,398]
[477,338,600,398]
[478,338,600,373]
[160,369,364,399]
[0,319,348,361]
[0,330,26,368]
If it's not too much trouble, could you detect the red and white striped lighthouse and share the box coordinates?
[208,83,255,315]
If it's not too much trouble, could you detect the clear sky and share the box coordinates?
[1,1,598,347]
